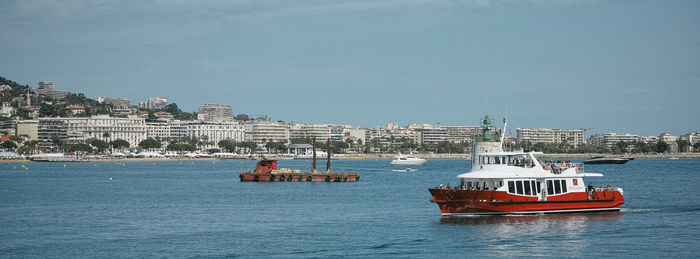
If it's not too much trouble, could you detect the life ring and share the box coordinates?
[325,175,331,182]
[253,175,259,181]
[270,175,275,181]
[307,175,313,181]
[334,176,341,182]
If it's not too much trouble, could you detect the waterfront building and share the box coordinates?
[39,115,147,148]
[15,120,39,141]
[38,119,68,151]
[138,97,168,110]
[442,126,482,143]
[98,96,131,108]
[601,133,638,151]
[659,133,679,144]
[685,132,700,152]
[186,121,245,149]
[639,135,659,144]
[146,121,171,140]
[289,124,331,141]
[517,128,586,147]
[244,121,290,149]
[34,82,71,100]
[168,120,189,139]
[416,127,447,144]
[197,104,233,122]
[345,128,366,144]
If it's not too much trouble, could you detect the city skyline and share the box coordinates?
[1,0,698,135]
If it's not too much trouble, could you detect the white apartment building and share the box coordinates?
[197,103,233,122]
[187,121,245,149]
[289,124,331,141]
[442,126,482,143]
[659,133,679,144]
[639,135,659,144]
[517,128,586,147]
[146,121,171,140]
[601,133,639,150]
[139,97,168,110]
[39,115,147,148]
[245,121,290,147]
[98,96,131,108]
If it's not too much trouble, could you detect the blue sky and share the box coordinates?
[1,0,698,135]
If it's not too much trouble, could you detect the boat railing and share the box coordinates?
[541,161,583,174]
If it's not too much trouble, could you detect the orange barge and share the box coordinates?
[239,138,359,183]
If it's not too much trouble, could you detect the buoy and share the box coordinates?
[191,162,194,165]
[13,166,16,169]
[179,162,182,165]
[153,162,156,166]
[240,161,243,164]
[94,163,97,167]
[109,177,112,181]
[25,167,28,170]
[63,164,66,168]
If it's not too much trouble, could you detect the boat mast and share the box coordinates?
[499,118,507,150]
[312,137,317,173]
[326,138,331,173]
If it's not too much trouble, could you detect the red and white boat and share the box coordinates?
[429,115,624,216]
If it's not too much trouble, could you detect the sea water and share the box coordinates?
[1,158,699,258]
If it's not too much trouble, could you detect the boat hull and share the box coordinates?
[582,159,629,164]
[390,160,428,165]
[429,188,624,216]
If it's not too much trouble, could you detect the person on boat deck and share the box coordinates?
[588,182,593,191]
[446,182,451,189]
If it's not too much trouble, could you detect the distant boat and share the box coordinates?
[669,157,679,160]
[392,168,418,172]
[582,156,630,164]
[390,152,428,165]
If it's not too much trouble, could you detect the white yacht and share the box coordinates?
[390,152,428,165]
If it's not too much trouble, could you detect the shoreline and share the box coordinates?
[4,153,699,163]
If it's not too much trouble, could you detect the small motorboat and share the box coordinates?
[582,156,630,164]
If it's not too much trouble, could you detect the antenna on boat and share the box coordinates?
[499,118,507,150]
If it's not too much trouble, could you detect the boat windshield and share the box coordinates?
[479,154,535,168]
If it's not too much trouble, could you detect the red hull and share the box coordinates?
[429,188,624,215]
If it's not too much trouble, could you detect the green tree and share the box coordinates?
[87,138,110,152]
[110,139,130,149]
[218,139,237,152]
[655,140,669,153]
[139,138,162,149]
[1,140,18,149]
[65,143,93,152]
[677,139,690,153]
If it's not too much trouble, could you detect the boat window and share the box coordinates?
[554,180,561,194]
[531,181,537,195]
[493,181,498,190]
[508,181,515,193]
[561,180,567,193]
[499,181,503,187]
[476,182,480,189]
[483,181,488,190]
[516,181,524,195]
[547,180,554,195]
[524,180,531,195]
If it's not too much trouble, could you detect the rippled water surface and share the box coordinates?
[1,158,699,258]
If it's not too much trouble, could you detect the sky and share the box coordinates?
[1,0,698,136]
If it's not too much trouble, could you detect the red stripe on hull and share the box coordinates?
[429,189,624,215]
